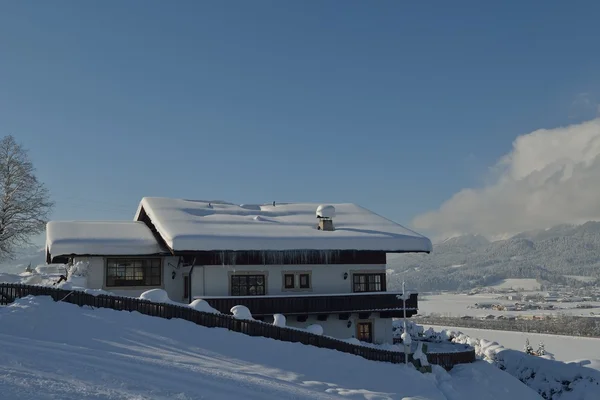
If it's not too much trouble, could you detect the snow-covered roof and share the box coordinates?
[46,221,163,257]
[135,197,432,253]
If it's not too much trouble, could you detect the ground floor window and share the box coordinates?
[356,321,373,343]
[231,274,266,296]
[352,273,386,292]
[106,258,161,287]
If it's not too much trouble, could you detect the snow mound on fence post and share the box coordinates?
[413,342,429,367]
[188,299,220,314]
[231,305,254,320]
[306,324,323,336]
[140,289,177,304]
[273,314,286,327]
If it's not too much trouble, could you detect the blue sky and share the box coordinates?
[1,1,600,241]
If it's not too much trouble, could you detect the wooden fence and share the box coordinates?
[0,283,475,369]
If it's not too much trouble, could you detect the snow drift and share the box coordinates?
[0,296,541,400]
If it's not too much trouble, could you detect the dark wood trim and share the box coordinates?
[200,293,418,317]
[49,253,165,264]
[136,206,174,254]
[179,250,387,265]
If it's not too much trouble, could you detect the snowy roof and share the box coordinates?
[46,221,164,257]
[135,197,432,253]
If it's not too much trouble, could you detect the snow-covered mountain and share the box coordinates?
[388,222,600,292]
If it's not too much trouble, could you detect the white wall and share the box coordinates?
[264,313,393,344]
[190,264,387,298]
[73,255,187,301]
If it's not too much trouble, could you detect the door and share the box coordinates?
[356,322,373,343]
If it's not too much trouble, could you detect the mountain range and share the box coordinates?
[387,222,600,292]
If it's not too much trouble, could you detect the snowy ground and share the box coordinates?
[489,279,541,291]
[426,325,600,364]
[0,296,542,400]
[419,293,600,318]
[0,264,65,287]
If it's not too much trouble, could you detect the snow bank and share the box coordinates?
[0,296,445,399]
[56,261,89,289]
[393,319,426,339]
[341,338,361,346]
[568,359,600,372]
[448,329,600,399]
[0,296,546,400]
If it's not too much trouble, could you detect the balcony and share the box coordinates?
[196,292,418,318]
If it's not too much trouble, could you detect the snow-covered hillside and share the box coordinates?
[0,296,542,400]
[425,325,600,363]
[388,222,600,291]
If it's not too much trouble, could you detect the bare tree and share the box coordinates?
[0,135,53,259]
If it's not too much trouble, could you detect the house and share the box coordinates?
[45,197,432,344]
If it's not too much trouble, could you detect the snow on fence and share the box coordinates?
[0,283,474,369]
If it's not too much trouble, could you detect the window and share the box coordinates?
[352,273,386,292]
[282,271,312,290]
[231,274,266,296]
[356,322,373,343]
[106,258,161,287]
[299,273,310,289]
[284,274,295,289]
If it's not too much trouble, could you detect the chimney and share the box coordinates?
[316,205,336,231]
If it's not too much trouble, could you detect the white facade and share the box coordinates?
[267,314,393,345]
[71,256,395,344]
[73,255,188,300]
[190,263,386,297]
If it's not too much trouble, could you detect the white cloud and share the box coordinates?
[413,118,600,239]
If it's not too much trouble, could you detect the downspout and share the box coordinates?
[187,257,196,304]
[188,265,195,304]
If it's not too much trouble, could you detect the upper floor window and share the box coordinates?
[299,273,310,289]
[106,258,161,287]
[231,274,266,296]
[352,273,386,292]
[284,274,295,289]
[282,271,311,291]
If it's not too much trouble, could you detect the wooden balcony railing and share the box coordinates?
[197,292,418,317]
